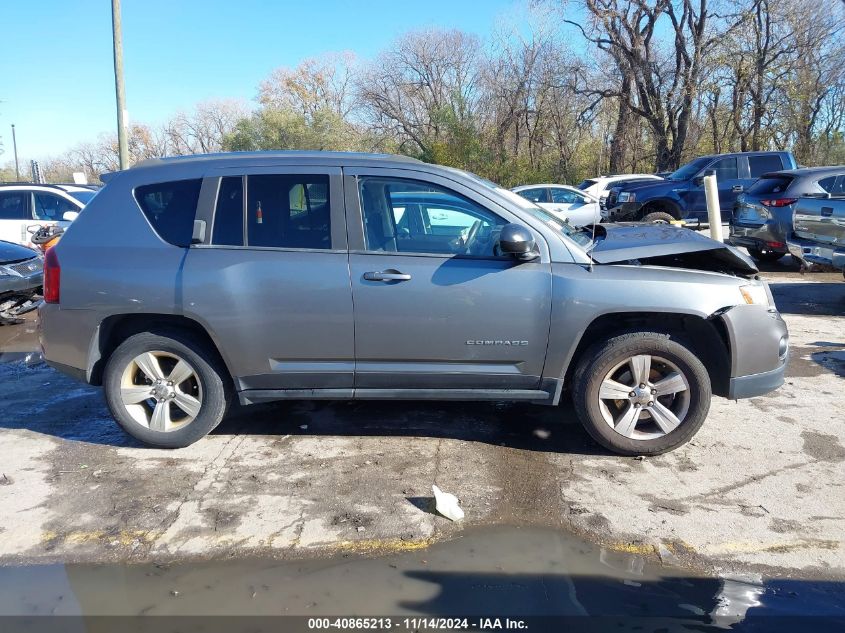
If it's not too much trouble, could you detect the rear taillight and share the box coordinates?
[760,198,797,207]
[43,247,60,304]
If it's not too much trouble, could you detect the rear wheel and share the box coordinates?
[571,331,711,455]
[748,247,785,262]
[642,211,676,224]
[103,330,231,448]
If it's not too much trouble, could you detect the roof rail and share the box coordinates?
[0,182,100,190]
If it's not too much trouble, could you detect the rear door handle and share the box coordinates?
[732,185,744,192]
[363,270,412,282]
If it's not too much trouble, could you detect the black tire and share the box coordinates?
[571,331,711,456]
[748,247,785,263]
[103,329,231,448]
[642,211,676,224]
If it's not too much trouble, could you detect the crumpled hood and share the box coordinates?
[587,223,759,276]
[0,240,39,264]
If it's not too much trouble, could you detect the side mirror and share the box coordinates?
[498,223,538,261]
[62,211,79,222]
[693,169,715,187]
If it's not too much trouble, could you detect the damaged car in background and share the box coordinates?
[39,151,787,455]
[787,184,845,276]
[0,240,43,325]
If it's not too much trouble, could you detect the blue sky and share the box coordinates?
[1,0,534,161]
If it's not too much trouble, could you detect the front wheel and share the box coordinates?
[642,211,676,224]
[571,331,711,455]
[103,330,231,448]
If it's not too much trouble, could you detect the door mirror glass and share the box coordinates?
[497,223,538,261]
[62,211,79,222]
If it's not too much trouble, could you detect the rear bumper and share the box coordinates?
[729,222,788,252]
[787,235,845,271]
[38,303,100,384]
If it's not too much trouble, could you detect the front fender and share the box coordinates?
[717,304,788,379]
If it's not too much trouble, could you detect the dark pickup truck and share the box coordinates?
[787,190,845,274]
[605,151,798,224]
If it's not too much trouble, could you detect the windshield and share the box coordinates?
[67,190,97,204]
[668,156,712,181]
[577,179,597,190]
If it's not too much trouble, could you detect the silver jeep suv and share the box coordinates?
[39,152,788,454]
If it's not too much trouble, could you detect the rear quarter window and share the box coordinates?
[747,176,793,196]
[134,179,202,246]
[818,175,845,195]
[749,155,786,178]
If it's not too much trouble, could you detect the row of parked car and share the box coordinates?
[0,182,97,323]
[512,150,845,274]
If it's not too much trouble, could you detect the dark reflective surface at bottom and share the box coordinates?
[1,526,843,632]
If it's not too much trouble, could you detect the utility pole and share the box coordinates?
[111,0,129,169]
[11,124,20,180]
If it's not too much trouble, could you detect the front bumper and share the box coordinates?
[728,364,786,399]
[0,272,43,296]
[718,303,788,400]
[787,235,845,271]
[606,202,640,221]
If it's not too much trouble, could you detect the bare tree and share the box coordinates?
[355,29,482,157]
[779,0,845,163]
[166,99,249,155]
[258,53,357,119]
[564,0,740,171]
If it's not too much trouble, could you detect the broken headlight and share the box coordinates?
[739,283,770,306]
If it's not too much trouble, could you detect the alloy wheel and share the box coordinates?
[120,351,203,432]
[597,354,690,441]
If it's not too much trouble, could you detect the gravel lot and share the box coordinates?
[0,260,843,579]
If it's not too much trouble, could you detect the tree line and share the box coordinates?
[4,0,844,187]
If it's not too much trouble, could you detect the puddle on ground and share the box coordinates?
[0,526,843,630]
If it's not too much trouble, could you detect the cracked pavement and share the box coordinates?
[0,264,843,579]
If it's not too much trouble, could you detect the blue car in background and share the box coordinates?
[605,151,797,225]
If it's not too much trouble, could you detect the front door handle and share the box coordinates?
[363,270,412,282]
[732,185,744,192]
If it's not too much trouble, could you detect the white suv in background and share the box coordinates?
[0,183,95,247]
[576,174,663,206]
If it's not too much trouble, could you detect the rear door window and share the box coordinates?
[246,174,331,249]
[0,192,28,220]
[135,179,203,246]
[749,155,785,178]
[517,188,550,203]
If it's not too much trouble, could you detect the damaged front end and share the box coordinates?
[0,241,44,325]
[587,223,758,277]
